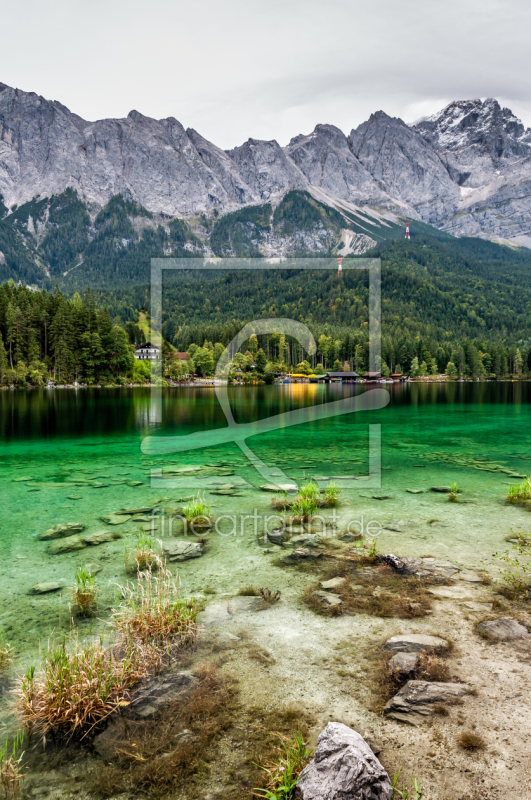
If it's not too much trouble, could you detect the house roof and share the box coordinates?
[135,341,159,350]
[363,371,382,378]
[324,371,359,378]
[177,352,188,360]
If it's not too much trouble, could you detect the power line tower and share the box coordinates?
[405,222,410,240]
[337,256,343,276]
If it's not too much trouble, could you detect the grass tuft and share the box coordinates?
[456,731,486,750]
[72,565,97,617]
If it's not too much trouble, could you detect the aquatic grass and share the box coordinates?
[297,481,320,503]
[112,558,199,667]
[253,727,313,799]
[447,482,459,502]
[290,497,319,522]
[125,530,159,573]
[16,636,141,741]
[72,566,97,617]
[323,482,342,507]
[506,476,531,504]
[0,633,12,671]
[0,731,25,799]
[183,494,213,531]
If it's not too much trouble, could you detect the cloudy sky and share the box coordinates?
[1,0,530,148]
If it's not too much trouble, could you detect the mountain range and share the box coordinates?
[1,81,531,288]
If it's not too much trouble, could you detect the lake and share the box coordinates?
[1,382,530,673]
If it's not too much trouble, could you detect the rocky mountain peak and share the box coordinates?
[414,98,530,161]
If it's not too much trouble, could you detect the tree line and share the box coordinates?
[0,281,135,386]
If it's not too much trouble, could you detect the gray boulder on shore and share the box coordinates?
[384,680,470,725]
[478,617,530,642]
[294,722,393,799]
[383,633,449,653]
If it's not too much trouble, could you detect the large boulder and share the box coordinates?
[383,634,448,653]
[40,523,85,541]
[81,530,122,546]
[294,722,392,799]
[384,680,470,725]
[478,617,530,642]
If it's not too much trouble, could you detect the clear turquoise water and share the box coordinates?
[1,382,531,669]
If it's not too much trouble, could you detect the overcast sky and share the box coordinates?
[1,0,530,148]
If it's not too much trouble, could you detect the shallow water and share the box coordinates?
[1,382,531,676]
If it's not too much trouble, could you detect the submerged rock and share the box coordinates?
[40,522,85,541]
[267,528,288,546]
[294,722,393,799]
[115,506,154,515]
[383,633,449,653]
[29,581,65,594]
[406,489,424,494]
[82,530,123,546]
[380,554,460,580]
[384,680,470,725]
[279,548,323,565]
[289,533,323,548]
[320,577,346,591]
[478,617,530,641]
[47,535,87,554]
[162,540,204,562]
[100,514,132,525]
[311,590,342,609]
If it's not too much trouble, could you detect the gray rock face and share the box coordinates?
[294,722,393,800]
[2,82,531,246]
[227,138,307,201]
[384,680,470,725]
[478,617,530,642]
[287,124,388,205]
[349,111,459,221]
[383,634,448,653]
[289,534,323,548]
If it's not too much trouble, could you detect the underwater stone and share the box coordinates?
[279,548,323,565]
[115,507,154,515]
[267,529,288,546]
[383,634,449,653]
[320,577,346,591]
[29,581,65,594]
[40,522,85,540]
[312,591,342,608]
[82,530,123,546]
[162,540,204,561]
[289,534,323,548]
[47,535,87,554]
[294,722,393,799]
[100,514,132,525]
[406,489,425,494]
[384,681,470,725]
[478,617,530,641]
